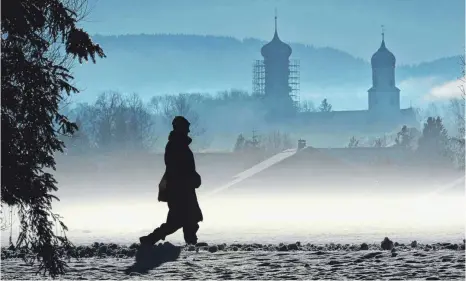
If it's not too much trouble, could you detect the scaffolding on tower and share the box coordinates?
[252,59,300,107]
[252,60,265,96]
[289,59,300,107]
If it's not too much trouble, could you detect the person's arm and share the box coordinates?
[164,142,177,181]
[194,171,201,189]
[187,150,201,188]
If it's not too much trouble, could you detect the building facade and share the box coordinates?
[254,18,418,133]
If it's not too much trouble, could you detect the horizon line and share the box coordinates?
[88,32,462,67]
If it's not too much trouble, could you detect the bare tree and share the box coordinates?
[216,89,250,102]
[148,95,165,115]
[373,135,387,148]
[299,100,316,113]
[162,93,205,137]
[233,130,292,155]
[0,205,15,246]
[264,130,293,153]
[71,102,100,149]
[449,98,465,135]
[0,205,9,232]
[79,92,157,152]
[125,93,157,150]
[93,91,125,150]
[419,102,441,123]
[448,55,465,169]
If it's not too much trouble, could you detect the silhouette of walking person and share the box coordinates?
[139,116,203,246]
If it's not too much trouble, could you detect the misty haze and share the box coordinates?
[1,0,465,280]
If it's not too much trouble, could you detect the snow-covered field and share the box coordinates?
[1,182,464,280]
[2,193,465,246]
[2,241,465,280]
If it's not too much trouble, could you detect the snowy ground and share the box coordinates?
[1,181,464,279]
[1,241,465,280]
[2,194,465,246]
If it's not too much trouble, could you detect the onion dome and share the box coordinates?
[261,15,292,58]
[371,33,396,68]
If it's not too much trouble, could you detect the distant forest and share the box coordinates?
[71,34,462,101]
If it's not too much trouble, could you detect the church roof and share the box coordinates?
[261,15,292,58]
[371,34,396,68]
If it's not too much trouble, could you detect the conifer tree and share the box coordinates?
[417,117,451,158]
[2,0,105,277]
[234,134,246,152]
[318,98,332,112]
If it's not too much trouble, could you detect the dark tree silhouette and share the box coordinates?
[318,98,333,112]
[417,117,451,159]
[394,125,420,150]
[1,0,105,277]
[347,136,359,148]
[250,130,261,150]
[373,135,387,148]
[395,125,414,149]
[234,134,246,152]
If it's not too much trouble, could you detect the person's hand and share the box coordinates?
[159,179,167,190]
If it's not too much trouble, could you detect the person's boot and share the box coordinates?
[139,228,165,246]
[184,234,198,246]
[183,224,199,245]
[139,232,157,246]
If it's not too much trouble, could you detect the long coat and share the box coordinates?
[163,131,203,223]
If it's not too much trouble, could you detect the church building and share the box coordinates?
[255,17,418,134]
[253,12,300,121]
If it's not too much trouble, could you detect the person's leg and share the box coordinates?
[140,209,182,245]
[183,222,199,245]
[152,220,180,241]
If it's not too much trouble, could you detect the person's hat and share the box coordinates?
[172,116,190,128]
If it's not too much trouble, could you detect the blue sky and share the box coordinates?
[82,0,465,65]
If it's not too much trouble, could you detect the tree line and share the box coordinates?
[346,96,465,170]
[61,88,464,171]
[59,91,335,155]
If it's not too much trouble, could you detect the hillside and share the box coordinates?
[70,34,462,102]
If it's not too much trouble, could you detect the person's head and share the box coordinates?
[172,116,190,134]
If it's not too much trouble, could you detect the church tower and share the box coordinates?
[368,27,400,117]
[260,11,295,119]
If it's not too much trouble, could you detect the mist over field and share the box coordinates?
[10,95,461,246]
[2,1,465,280]
[3,186,464,247]
[2,147,464,247]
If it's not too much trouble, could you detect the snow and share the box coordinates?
[2,243,465,280]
